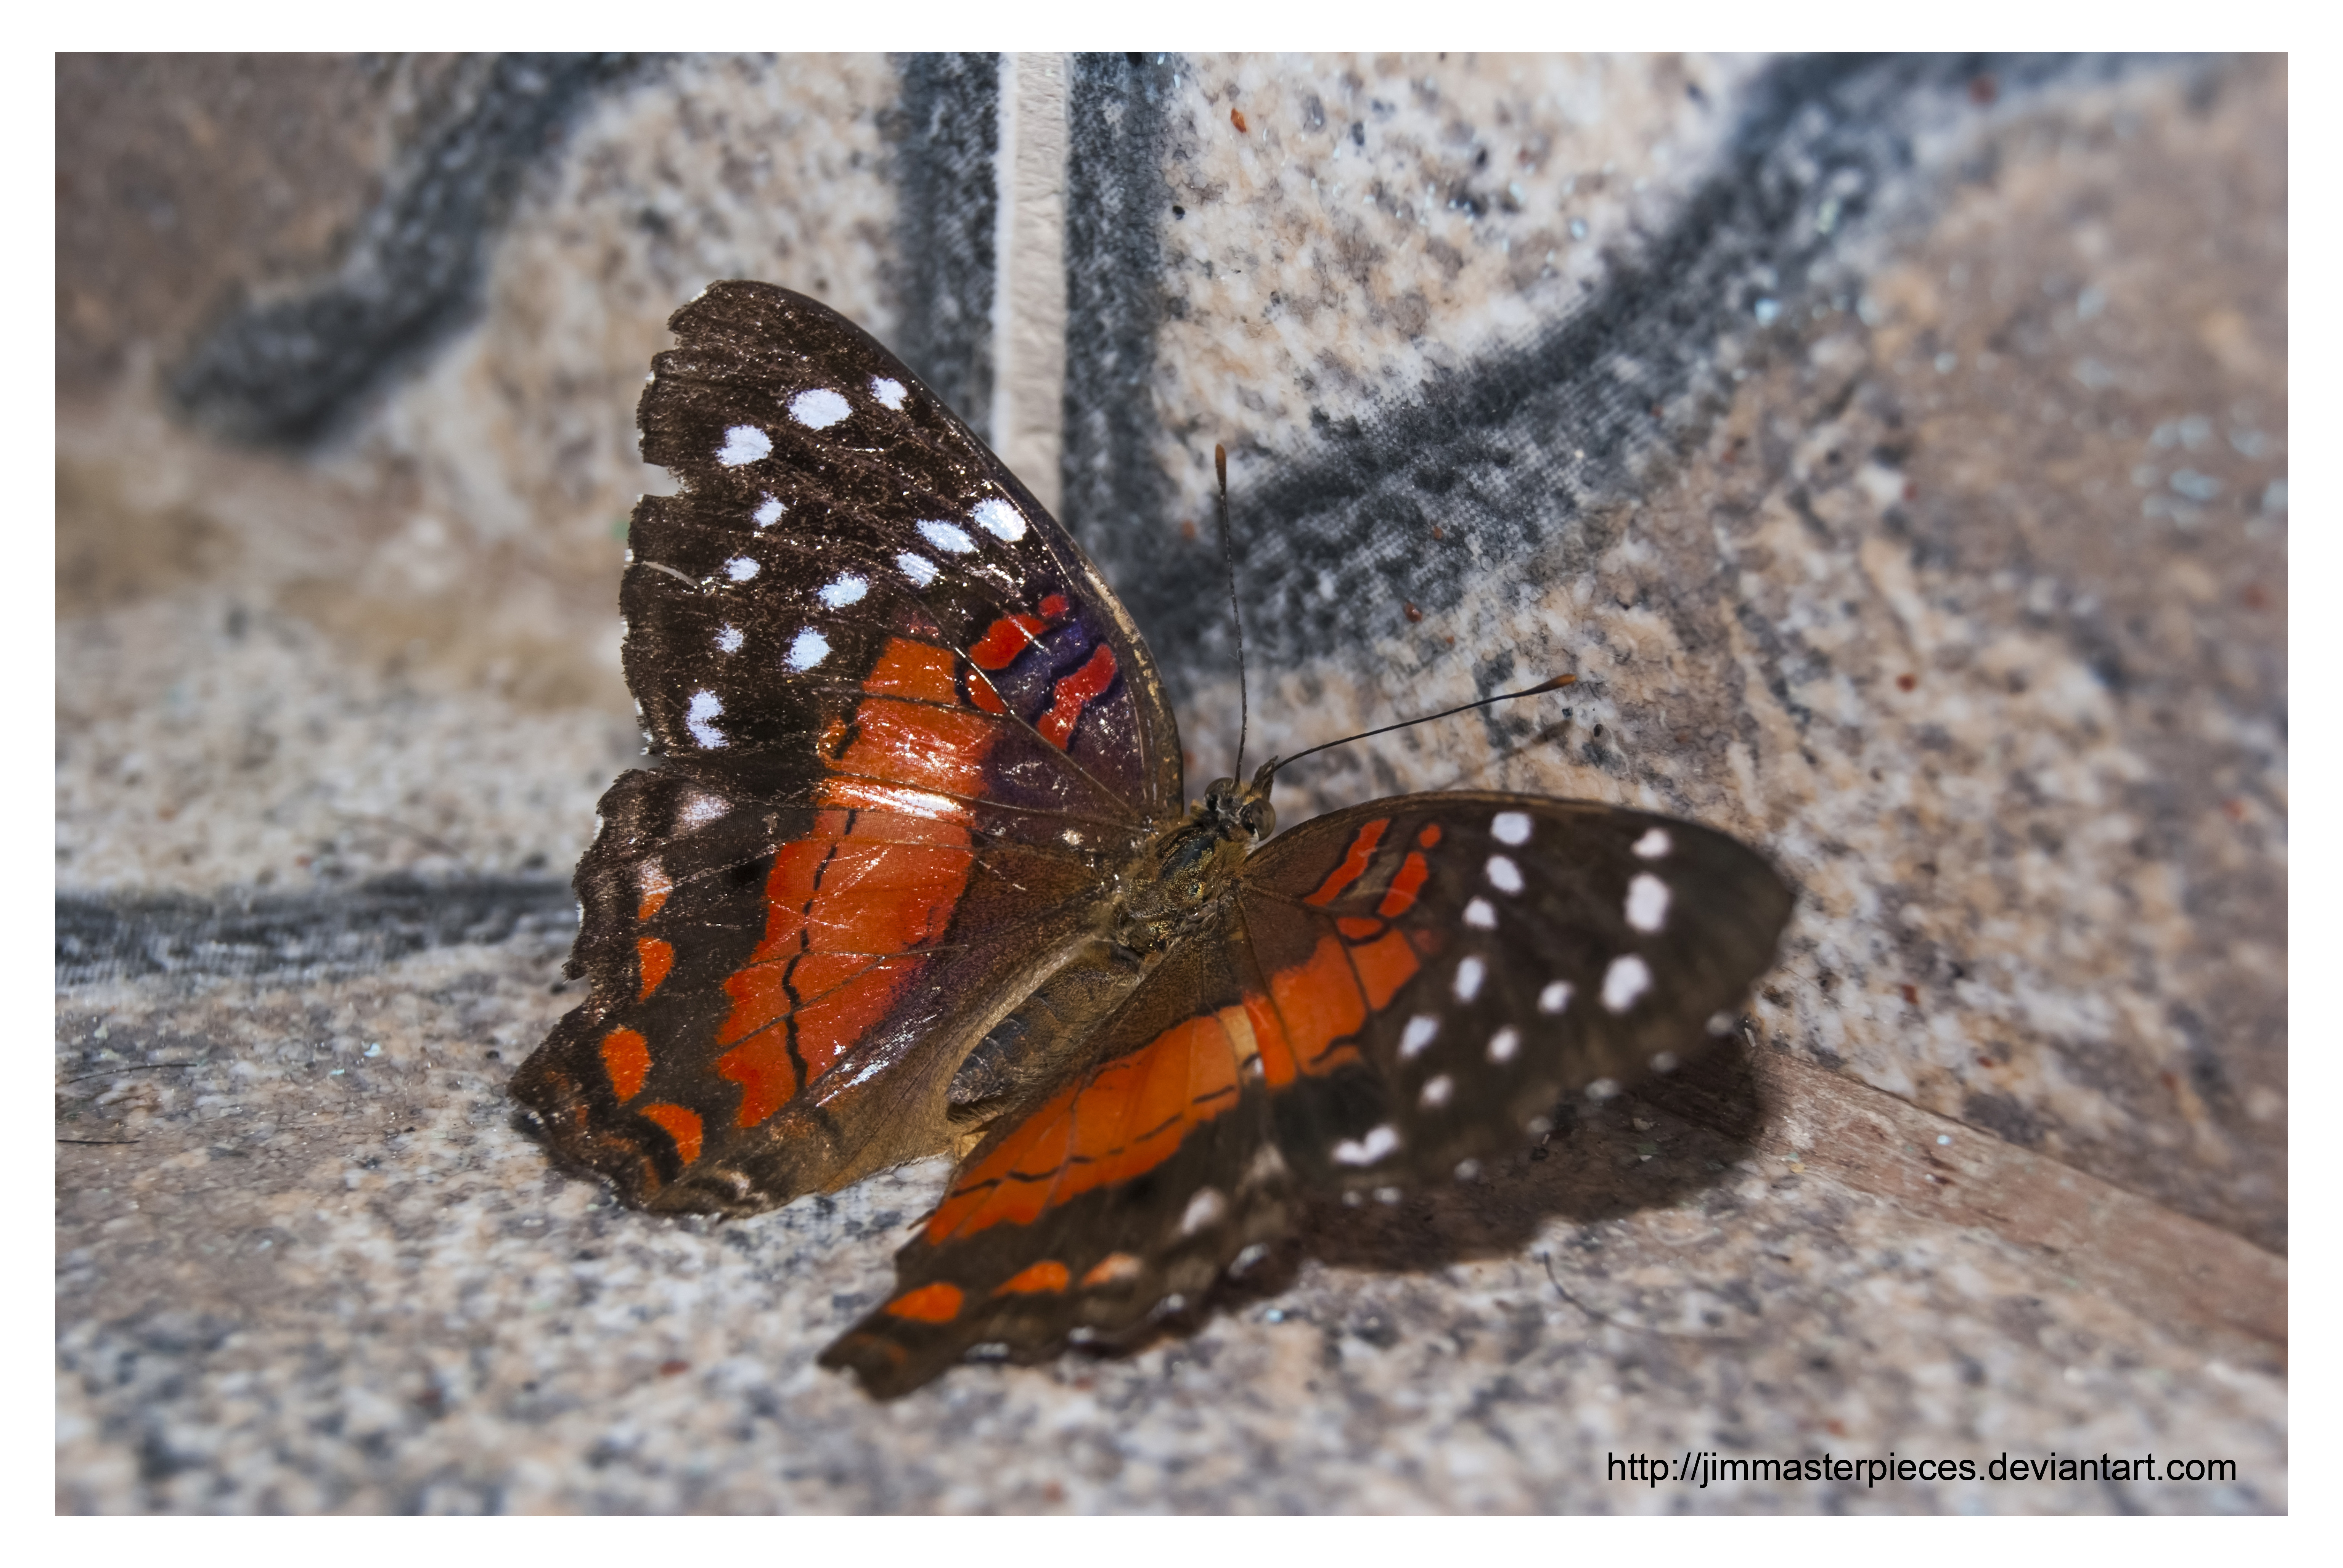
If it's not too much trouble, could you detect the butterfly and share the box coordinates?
[511,281,1792,1398]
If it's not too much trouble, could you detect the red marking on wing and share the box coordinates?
[1336,916,1384,941]
[637,889,669,921]
[1040,593,1070,618]
[966,669,1008,714]
[885,1282,965,1323]
[1417,823,1442,848]
[927,1010,1242,1240]
[714,639,994,1126]
[969,613,1048,671]
[1037,643,1118,749]
[636,937,674,999]
[1376,851,1432,918]
[994,1260,1071,1296]
[1303,819,1390,906]
[638,1102,703,1165]
[1082,1253,1142,1287]
[600,1027,651,1102]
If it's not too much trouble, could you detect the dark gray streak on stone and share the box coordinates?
[1060,53,1182,553]
[56,876,578,985]
[884,53,1001,434]
[168,53,641,447]
[1096,54,2150,694]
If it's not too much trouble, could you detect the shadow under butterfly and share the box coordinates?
[510,281,1790,1398]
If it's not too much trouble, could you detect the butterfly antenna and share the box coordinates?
[1216,443,1250,782]
[1260,674,1578,783]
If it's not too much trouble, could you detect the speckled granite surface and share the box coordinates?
[57,53,2284,1512]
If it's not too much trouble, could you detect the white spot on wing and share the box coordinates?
[870,376,906,409]
[1453,955,1486,1002]
[1633,827,1673,859]
[1492,810,1532,845]
[753,494,784,527]
[1464,897,1497,929]
[1418,1074,1453,1109]
[1602,954,1652,1012]
[1538,981,1573,1014]
[715,624,744,653]
[786,628,831,671]
[1626,873,1671,932]
[1398,1015,1440,1059]
[896,552,938,587]
[677,792,726,828]
[716,425,771,466]
[1488,1027,1520,1063]
[724,556,759,583]
[788,388,850,429]
[685,690,725,748]
[1332,1125,1401,1166]
[917,519,977,554]
[1485,854,1524,894]
[818,573,868,608]
[974,498,1026,541]
[1178,1187,1227,1235]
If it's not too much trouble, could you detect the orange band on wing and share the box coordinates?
[1349,927,1421,1010]
[927,1009,1242,1240]
[638,1102,703,1165]
[1417,823,1442,847]
[884,1282,965,1323]
[712,641,997,1128]
[1375,851,1432,918]
[1037,644,1118,749]
[860,637,960,704]
[1266,934,1368,1075]
[600,1027,651,1103]
[1303,819,1390,906]
[993,1260,1071,1296]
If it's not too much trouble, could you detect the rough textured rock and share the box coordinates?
[57,52,2284,1512]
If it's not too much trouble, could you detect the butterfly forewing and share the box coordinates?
[625,281,1180,819]
[1235,793,1792,1191]
[515,283,1184,1215]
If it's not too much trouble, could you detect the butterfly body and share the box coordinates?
[512,281,1790,1396]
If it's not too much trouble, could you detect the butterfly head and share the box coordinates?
[1199,765,1278,847]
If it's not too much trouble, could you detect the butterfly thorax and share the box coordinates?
[1111,774,1277,953]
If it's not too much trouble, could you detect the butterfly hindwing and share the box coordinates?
[1235,792,1793,1190]
[513,756,1144,1213]
[821,903,1298,1398]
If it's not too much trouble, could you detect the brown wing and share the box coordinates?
[820,901,1297,1398]
[1236,793,1793,1191]
[513,282,1184,1215]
